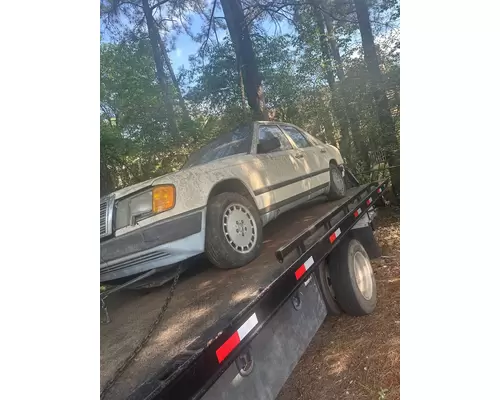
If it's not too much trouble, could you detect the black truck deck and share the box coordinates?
[100,183,380,400]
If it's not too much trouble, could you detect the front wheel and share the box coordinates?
[205,192,263,269]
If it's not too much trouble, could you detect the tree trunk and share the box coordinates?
[236,54,247,110]
[142,0,178,135]
[313,8,350,154]
[323,12,367,166]
[353,0,400,196]
[158,38,190,121]
[220,0,268,120]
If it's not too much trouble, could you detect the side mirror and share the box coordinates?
[257,137,281,154]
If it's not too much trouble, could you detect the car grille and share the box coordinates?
[100,197,113,238]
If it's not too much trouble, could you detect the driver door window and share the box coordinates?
[252,125,308,213]
[280,124,330,187]
[280,125,311,148]
[258,125,293,153]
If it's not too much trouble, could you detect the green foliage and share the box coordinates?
[100,40,192,194]
[100,0,400,195]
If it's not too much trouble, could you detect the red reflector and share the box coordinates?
[354,208,361,218]
[366,198,372,205]
[215,313,259,363]
[216,331,240,363]
[329,228,342,243]
[295,264,307,280]
[377,188,382,193]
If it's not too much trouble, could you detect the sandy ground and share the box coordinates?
[277,208,400,400]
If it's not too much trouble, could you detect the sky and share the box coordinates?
[100,6,293,75]
[169,13,208,73]
[100,4,398,77]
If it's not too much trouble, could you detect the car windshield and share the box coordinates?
[182,124,253,169]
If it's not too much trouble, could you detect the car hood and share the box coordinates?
[103,154,252,201]
[105,177,159,200]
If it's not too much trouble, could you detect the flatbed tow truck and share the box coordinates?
[100,179,389,400]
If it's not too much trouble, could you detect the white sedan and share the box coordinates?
[100,122,346,283]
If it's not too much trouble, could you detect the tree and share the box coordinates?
[160,43,190,121]
[311,5,349,148]
[100,0,400,193]
[101,0,197,133]
[100,40,190,193]
[321,5,366,165]
[353,0,400,195]
[219,0,268,120]
[141,0,179,134]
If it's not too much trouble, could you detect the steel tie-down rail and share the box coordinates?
[130,179,389,400]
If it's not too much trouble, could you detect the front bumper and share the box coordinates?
[100,208,206,283]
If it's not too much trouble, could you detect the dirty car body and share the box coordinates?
[100,121,344,283]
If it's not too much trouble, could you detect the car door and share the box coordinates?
[249,124,309,222]
[279,124,330,192]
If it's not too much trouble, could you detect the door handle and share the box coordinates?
[294,153,304,159]
[320,148,327,153]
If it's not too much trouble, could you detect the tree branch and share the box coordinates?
[151,0,170,11]
[201,0,218,53]
[243,1,355,24]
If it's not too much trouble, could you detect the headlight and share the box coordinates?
[115,185,176,230]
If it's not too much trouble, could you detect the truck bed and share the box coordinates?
[100,186,367,400]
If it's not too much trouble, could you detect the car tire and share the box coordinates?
[315,260,342,316]
[326,163,346,201]
[205,192,263,269]
[329,239,377,316]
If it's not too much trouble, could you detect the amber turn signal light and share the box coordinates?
[152,185,176,213]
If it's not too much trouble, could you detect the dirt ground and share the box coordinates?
[277,207,400,400]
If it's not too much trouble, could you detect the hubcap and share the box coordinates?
[353,251,374,300]
[222,203,257,254]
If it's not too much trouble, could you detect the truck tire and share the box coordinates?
[329,239,377,316]
[315,260,342,316]
[326,163,346,201]
[205,192,263,269]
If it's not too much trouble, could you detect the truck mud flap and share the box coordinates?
[350,209,381,259]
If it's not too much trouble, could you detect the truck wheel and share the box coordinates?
[315,260,342,316]
[205,192,263,269]
[326,163,346,201]
[329,239,377,316]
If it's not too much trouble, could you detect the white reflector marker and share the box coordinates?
[295,256,314,280]
[329,227,342,244]
[216,313,258,363]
